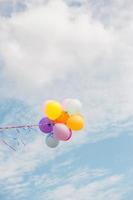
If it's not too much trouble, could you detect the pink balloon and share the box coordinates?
[65,130,72,141]
[53,123,72,141]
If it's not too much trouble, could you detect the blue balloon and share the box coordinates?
[45,134,59,148]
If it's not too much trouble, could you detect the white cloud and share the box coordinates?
[42,171,127,200]
[0,1,133,199]
[0,0,113,94]
[1,145,128,200]
[0,0,132,146]
[0,134,64,198]
[0,0,132,120]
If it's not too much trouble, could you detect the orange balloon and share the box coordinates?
[67,114,84,131]
[55,112,69,124]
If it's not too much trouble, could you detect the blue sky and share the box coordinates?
[0,0,133,199]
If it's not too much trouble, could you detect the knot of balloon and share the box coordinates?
[39,99,84,148]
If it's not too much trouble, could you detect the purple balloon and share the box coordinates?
[39,117,54,134]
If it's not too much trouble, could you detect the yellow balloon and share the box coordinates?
[67,114,84,131]
[45,100,62,120]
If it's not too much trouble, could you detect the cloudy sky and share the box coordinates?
[0,0,133,199]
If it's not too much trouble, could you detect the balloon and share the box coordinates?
[62,98,82,115]
[45,134,59,148]
[67,114,84,131]
[39,117,54,133]
[55,111,69,124]
[45,100,62,120]
[65,129,72,141]
[53,123,72,141]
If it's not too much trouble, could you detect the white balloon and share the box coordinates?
[45,134,59,148]
[62,99,82,115]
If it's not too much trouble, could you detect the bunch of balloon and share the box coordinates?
[39,99,84,148]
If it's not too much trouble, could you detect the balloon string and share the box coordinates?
[0,124,38,130]
[16,129,26,146]
[0,124,39,151]
[1,139,16,151]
